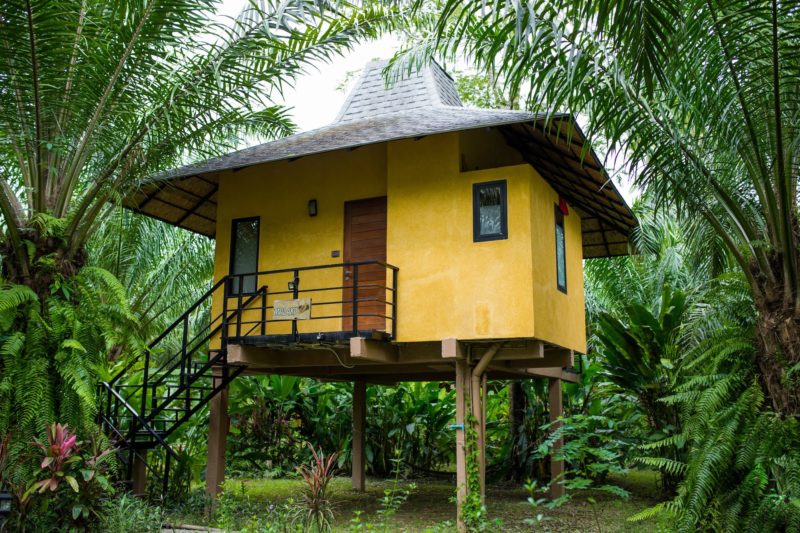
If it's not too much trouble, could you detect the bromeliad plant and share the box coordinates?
[294,444,339,532]
[27,423,79,496]
[22,423,115,527]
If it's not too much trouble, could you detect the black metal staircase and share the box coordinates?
[97,275,264,497]
[97,261,398,498]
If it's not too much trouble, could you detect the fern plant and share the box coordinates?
[0,264,140,518]
[633,322,800,531]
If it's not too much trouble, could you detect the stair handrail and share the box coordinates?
[148,356,247,438]
[99,381,180,461]
[145,285,266,392]
[108,276,229,387]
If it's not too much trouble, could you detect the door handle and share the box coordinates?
[344,269,352,281]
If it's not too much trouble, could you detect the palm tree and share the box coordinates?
[0,0,394,294]
[402,1,800,415]
[0,0,397,477]
[87,208,215,342]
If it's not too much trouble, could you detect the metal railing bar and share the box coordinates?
[230,260,398,277]
[256,282,389,296]
[108,278,227,387]
[146,277,227,349]
[99,383,179,461]
[147,351,232,421]
[148,287,265,390]
[241,297,394,310]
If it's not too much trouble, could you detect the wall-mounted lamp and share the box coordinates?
[308,199,318,217]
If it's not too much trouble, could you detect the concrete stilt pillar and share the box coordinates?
[352,380,367,492]
[131,451,148,497]
[548,377,565,499]
[206,370,229,500]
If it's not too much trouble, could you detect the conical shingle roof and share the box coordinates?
[128,60,636,258]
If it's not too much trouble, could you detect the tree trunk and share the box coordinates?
[754,308,800,415]
[1,231,85,299]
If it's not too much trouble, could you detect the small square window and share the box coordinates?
[555,207,567,293]
[473,180,508,242]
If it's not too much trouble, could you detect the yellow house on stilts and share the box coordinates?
[99,60,636,521]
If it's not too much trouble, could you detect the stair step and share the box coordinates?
[152,388,215,400]
[135,428,168,436]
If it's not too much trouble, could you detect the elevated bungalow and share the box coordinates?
[100,60,635,519]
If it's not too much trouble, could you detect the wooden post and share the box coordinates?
[455,358,470,531]
[206,370,229,500]
[509,381,526,481]
[352,380,367,492]
[548,377,565,499]
[480,373,488,501]
[469,368,486,502]
[131,451,147,497]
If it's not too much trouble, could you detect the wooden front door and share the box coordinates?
[343,197,387,332]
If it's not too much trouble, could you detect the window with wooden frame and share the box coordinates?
[473,180,508,242]
[229,217,259,295]
[555,206,567,293]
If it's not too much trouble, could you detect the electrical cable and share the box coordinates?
[313,344,356,368]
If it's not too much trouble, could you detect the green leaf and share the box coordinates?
[65,475,79,493]
[61,339,86,352]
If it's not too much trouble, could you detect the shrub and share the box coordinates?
[534,414,631,503]
[20,423,115,529]
[99,493,163,532]
[212,484,298,533]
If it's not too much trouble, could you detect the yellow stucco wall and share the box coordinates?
[386,134,535,342]
[210,129,587,352]
[210,144,387,343]
[528,166,587,353]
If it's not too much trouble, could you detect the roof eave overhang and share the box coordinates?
[123,113,636,258]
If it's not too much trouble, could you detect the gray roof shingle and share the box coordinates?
[336,59,462,122]
[157,106,542,181]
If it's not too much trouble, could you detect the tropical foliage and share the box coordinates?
[2,1,798,531]
[401,0,800,418]
[0,0,398,527]
[0,0,396,285]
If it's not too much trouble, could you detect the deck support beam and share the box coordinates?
[548,377,565,499]
[352,380,367,492]
[350,337,397,363]
[206,370,229,501]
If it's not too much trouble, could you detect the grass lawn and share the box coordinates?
[166,470,673,532]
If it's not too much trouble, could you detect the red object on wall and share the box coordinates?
[558,197,569,215]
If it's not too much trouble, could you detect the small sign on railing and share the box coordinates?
[273,298,312,320]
